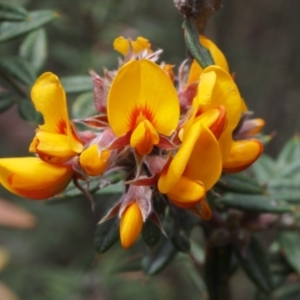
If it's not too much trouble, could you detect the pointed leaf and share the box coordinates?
[274,283,300,300]
[94,217,120,254]
[235,236,273,294]
[17,99,42,124]
[0,10,58,43]
[217,173,264,194]
[0,56,36,86]
[0,92,15,112]
[268,178,300,202]
[0,3,27,22]
[19,28,47,72]
[142,236,177,275]
[251,154,275,184]
[276,136,300,170]
[205,244,233,300]
[220,193,293,213]
[60,76,93,93]
[278,232,300,275]
[71,92,94,119]
[142,219,161,248]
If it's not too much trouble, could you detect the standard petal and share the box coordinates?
[120,201,143,249]
[187,35,229,84]
[107,59,180,137]
[31,72,83,153]
[0,157,73,200]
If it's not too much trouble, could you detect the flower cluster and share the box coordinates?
[0,36,264,248]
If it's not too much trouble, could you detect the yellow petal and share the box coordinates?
[107,59,180,137]
[187,35,229,84]
[29,131,78,164]
[167,176,205,209]
[120,201,143,249]
[222,139,263,173]
[183,123,222,191]
[113,36,152,56]
[31,72,83,153]
[79,144,110,176]
[0,157,73,200]
[130,119,159,155]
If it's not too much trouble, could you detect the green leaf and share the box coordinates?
[220,193,293,213]
[278,232,300,274]
[217,173,264,195]
[277,160,300,181]
[19,28,47,72]
[251,154,275,184]
[0,92,15,112]
[0,56,36,86]
[205,244,233,300]
[0,10,58,43]
[276,136,300,171]
[142,219,161,248]
[94,217,120,254]
[274,283,300,300]
[268,178,300,202]
[0,2,27,22]
[17,99,42,124]
[60,76,92,93]
[71,92,95,119]
[142,236,177,275]
[235,236,273,294]
[96,182,124,195]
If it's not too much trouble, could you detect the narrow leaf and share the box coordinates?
[278,232,300,274]
[0,10,58,43]
[0,3,27,22]
[217,173,264,195]
[142,219,161,248]
[0,56,36,86]
[0,92,15,112]
[235,236,273,294]
[60,76,93,93]
[268,179,300,202]
[71,92,94,119]
[274,283,300,300]
[17,99,42,124]
[220,193,293,213]
[251,154,275,185]
[142,236,177,275]
[94,217,120,254]
[19,28,47,72]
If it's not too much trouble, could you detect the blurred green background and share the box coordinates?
[0,0,299,299]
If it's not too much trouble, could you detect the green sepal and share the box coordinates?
[183,18,214,69]
[217,173,264,195]
[19,28,47,72]
[219,193,293,213]
[0,10,58,43]
[234,236,273,294]
[0,3,27,22]
[142,219,161,249]
[94,217,120,254]
[0,56,36,86]
[60,76,93,93]
[205,243,233,300]
[278,232,300,275]
[142,236,177,276]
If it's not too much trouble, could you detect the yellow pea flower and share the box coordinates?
[120,201,143,248]
[107,59,180,155]
[113,36,152,56]
[0,157,73,200]
[29,72,83,164]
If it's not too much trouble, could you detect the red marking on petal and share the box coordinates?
[128,105,155,130]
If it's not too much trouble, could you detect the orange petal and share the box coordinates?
[0,157,73,200]
[187,35,229,84]
[130,119,159,155]
[167,176,205,209]
[79,144,110,176]
[31,72,83,154]
[120,201,143,249]
[222,139,263,173]
[107,59,180,137]
[29,131,78,164]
